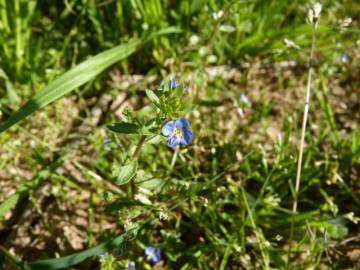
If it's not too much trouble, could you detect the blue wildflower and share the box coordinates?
[161,118,193,148]
[103,138,112,152]
[144,246,161,264]
[103,137,112,145]
[169,78,178,89]
[239,93,252,107]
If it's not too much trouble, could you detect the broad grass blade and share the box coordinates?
[0,171,48,218]
[0,39,140,134]
[26,228,138,270]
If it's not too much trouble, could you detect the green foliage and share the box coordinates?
[0,1,359,270]
[0,39,141,134]
[107,122,141,135]
[26,228,139,270]
[116,162,138,186]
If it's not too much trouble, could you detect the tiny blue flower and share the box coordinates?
[161,118,193,148]
[169,78,178,89]
[103,137,112,145]
[239,93,252,107]
[144,246,161,264]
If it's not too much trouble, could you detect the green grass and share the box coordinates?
[0,0,360,269]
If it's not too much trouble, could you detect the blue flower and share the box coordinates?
[161,118,193,148]
[239,93,251,107]
[103,137,112,145]
[144,246,161,264]
[169,78,178,89]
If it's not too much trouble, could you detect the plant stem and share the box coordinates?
[170,146,179,169]
[241,187,269,270]
[133,135,146,160]
[130,135,147,198]
[287,24,317,267]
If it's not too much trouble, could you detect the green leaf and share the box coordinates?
[146,135,162,144]
[105,199,145,213]
[145,89,160,104]
[0,39,141,134]
[0,245,31,270]
[116,162,137,185]
[140,119,158,135]
[136,178,163,190]
[26,228,138,270]
[107,122,140,134]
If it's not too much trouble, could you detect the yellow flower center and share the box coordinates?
[173,127,184,138]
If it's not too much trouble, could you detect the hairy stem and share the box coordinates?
[287,25,317,267]
[130,135,147,198]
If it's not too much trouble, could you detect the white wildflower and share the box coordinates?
[313,3,322,19]
[199,46,207,56]
[283,38,300,50]
[159,210,169,221]
[308,2,322,27]
[206,54,217,64]
[189,35,200,46]
[339,17,352,31]
[344,212,360,224]
[263,194,281,208]
[212,10,224,20]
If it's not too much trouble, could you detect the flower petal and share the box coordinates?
[169,78,177,89]
[179,117,190,129]
[174,118,183,129]
[144,246,161,263]
[161,121,175,136]
[167,135,181,148]
[183,130,193,145]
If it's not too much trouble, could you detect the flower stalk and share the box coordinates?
[287,3,320,267]
[130,135,147,198]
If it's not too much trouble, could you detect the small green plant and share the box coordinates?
[107,78,193,190]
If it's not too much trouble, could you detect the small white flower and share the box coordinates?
[307,9,314,24]
[313,3,322,19]
[189,35,200,46]
[340,17,352,31]
[207,54,217,64]
[263,194,281,208]
[159,210,169,221]
[200,196,209,207]
[344,212,360,224]
[283,38,300,50]
[212,10,224,20]
[199,46,207,56]
[308,2,322,27]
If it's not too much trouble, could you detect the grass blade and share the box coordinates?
[0,39,141,134]
[0,171,48,218]
[0,246,31,270]
[26,228,138,270]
